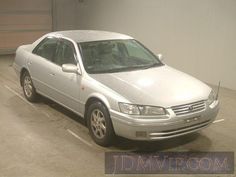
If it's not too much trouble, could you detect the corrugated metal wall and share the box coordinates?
[0,0,52,54]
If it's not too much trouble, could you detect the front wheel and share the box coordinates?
[22,71,38,102]
[87,102,115,146]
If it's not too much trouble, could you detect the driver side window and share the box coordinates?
[54,39,77,66]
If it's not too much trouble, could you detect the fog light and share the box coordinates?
[136,131,147,137]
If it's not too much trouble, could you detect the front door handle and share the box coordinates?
[50,73,55,76]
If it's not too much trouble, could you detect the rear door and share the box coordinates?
[28,37,58,95]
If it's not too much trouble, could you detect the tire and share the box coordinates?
[87,102,115,146]
[22,71,38,102]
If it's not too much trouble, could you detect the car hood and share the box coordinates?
[90,65,211,107]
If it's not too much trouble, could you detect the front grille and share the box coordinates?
[171,100,206,116]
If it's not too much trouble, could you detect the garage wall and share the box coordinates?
[76,0,236,91]
[0,0,52,54]
[52,0,78,31]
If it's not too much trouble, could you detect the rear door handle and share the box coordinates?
[27,61,32,65]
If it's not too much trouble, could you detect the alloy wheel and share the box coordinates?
[23,75,33,98]
[90,109,106,139]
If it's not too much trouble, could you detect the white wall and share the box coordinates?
[76,0,236,90]
[53,0,78,30]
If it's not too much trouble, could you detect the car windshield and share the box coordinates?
[78,39,163,74]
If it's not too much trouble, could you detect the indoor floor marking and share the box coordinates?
[67,129,93,147]
[5,84,96,149]
[4,84,50,118]
[213,119,225,124]
[4,84,36,109]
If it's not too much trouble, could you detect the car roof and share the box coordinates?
[48,30,133,43]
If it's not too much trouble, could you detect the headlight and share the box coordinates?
[118,103,166,115]
[138,105,166,115]
[119,103,140,115]
[207,90,216,105]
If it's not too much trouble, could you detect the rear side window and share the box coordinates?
[33,37,58,61]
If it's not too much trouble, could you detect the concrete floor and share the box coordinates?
[0,55,235,177]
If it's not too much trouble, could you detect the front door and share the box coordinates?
[48,38,83,115]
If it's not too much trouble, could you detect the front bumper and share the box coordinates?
[110,100,219,140]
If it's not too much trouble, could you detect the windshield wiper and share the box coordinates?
[141,62,161,70]
[89,67,132,74]
[89,63,162,74]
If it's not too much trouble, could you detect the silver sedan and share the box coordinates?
[13,30,219,146]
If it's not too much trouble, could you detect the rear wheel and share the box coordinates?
[87,102,115,146]
[22,71,38,102]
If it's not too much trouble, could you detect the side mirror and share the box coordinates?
[62,64,80,74]
[157,54,164,62]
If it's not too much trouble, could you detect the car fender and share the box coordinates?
[87,92,111,109]
[86,92,111,109]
